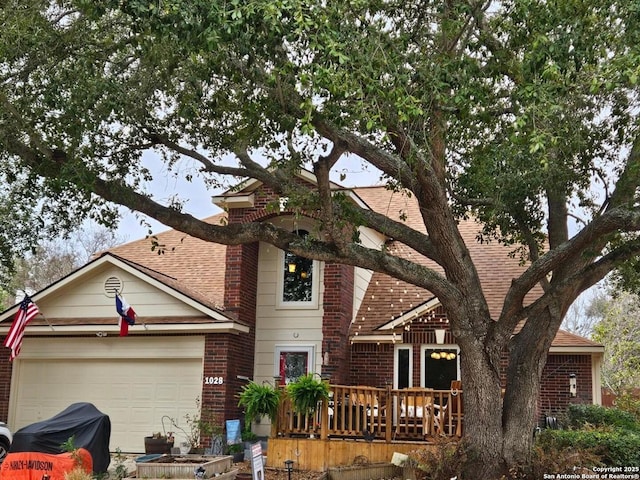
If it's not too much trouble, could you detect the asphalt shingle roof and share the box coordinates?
[109,213,228,309]
[107,186,600,349]
[349,187,602,349]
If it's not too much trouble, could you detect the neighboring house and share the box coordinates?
[0,172,603,452]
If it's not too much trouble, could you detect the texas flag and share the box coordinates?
[116,294,136,337]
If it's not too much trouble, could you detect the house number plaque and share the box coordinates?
[204,376,224,385]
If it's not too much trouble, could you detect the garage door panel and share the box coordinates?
[10,337,204,452]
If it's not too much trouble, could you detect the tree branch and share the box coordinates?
[313,143,349,247]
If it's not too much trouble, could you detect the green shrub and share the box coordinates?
[565,404,639,432]
[536,428,640,466]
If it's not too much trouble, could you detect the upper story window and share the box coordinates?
[277,229,319,309]
[283,250,314,302]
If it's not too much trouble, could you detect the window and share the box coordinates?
[394,345,413,389]
[283,250,314,302]
[275,345,314,386]
[421,347,459,390]
[277,230,319,309]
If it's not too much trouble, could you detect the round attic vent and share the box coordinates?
[104,276,123,297]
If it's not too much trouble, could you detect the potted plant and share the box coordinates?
[144,430,175,455]
[237,381,282,425]
[227,443,244,463]
[165,397,221,454]
[286,373,330,423]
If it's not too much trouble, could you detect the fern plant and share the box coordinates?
[286,373,330,417]
[238,381,282,424]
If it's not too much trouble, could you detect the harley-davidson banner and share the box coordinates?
[0,448,92,479]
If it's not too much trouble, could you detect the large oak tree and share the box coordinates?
[1,1,639,477]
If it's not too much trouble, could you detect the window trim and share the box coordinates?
[394,344,413,389]
[274,344,316,382]
[419,344,461,388]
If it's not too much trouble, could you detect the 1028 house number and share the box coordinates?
[204,376,224,385]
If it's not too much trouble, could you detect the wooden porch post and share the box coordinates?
[320,397,329,440]
[385,385,392,443]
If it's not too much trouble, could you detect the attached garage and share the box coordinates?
[0,252,249,455]
[9,336,204,453]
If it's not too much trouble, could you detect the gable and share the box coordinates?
[40,264,207,320]
[0,253,247,336]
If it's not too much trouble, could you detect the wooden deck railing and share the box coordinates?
[273,384,463,442]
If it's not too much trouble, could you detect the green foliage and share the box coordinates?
[60,435,91,476]
[60,435,77,454]
[241,427,258,442]
[536,429,640,467]
[285,373,330,416]
[534,403,640,468]
[227,443,243,454]
[111,448,129,480]
[3,1,640,474]
[237,381,282,424]
[565,403,640,432]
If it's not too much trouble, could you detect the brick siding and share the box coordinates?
[538,354,593,421]
[322,262,355,384]
[349,309,596,419]
[0,347,10,421]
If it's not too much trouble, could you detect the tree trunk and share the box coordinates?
[457,307,563,478]
[501,308,562,468]
[502,348,544,467]
[458,339,507,479]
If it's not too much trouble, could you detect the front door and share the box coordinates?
[278,350,309,385]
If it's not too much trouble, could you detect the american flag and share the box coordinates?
[3,296,40,360]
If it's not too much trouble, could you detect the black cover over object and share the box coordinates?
[9,402,111,473]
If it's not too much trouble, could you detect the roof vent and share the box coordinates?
[104,276,123,297]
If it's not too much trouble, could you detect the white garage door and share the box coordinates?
[9,336,204,453]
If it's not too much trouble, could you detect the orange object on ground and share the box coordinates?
[0,448,93,480]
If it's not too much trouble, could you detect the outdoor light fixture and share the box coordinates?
[284,460,294,480]
[569,373,577,397]
[288,262,297,273]
[430,351,457,360]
